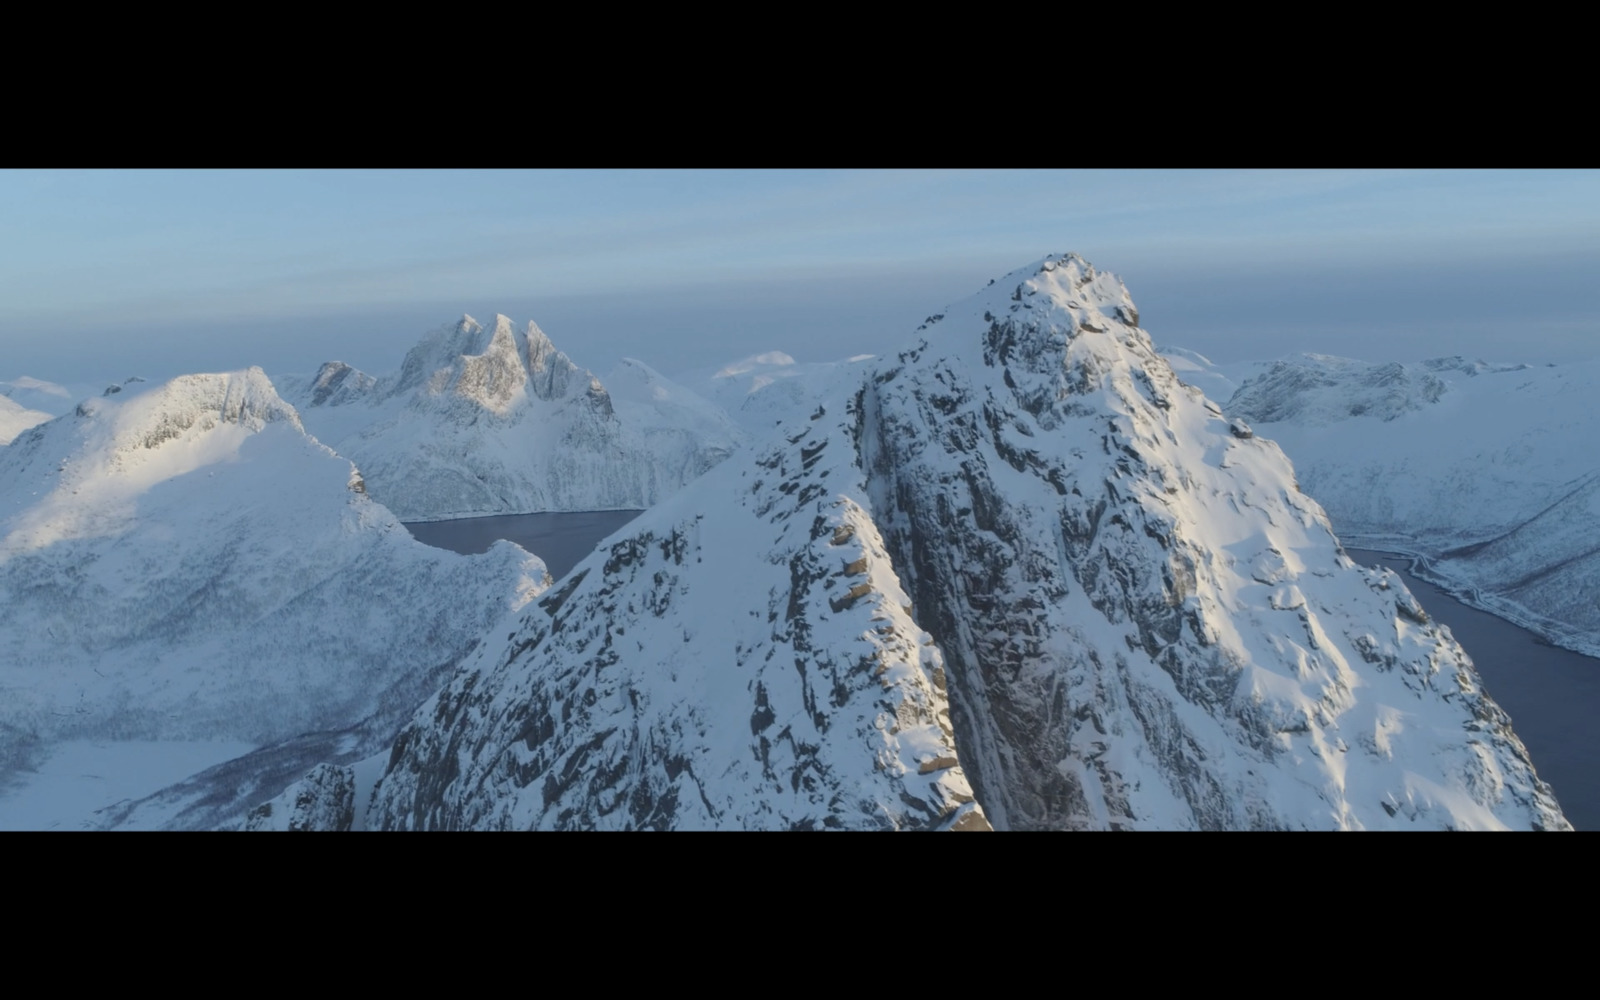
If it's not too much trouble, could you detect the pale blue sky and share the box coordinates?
[3,169,1598,384]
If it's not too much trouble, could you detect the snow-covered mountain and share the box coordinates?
[272,255,1567,831]
[679,351,879,436]
[0,369,548,808]
[277,315,745,521]
[0,376,86,416]
[0,394,51,445]
[1162,349,1600,658]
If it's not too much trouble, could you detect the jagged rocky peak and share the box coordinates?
[451,314,529,415]
[584,375,614,418]
[277,311,741,521]
[385,314,478,397]
[272,252,1567,830]
[245,764,358,832]
[308,361,377,407]
[858,252,1566,829]
[521,318,584,401]
[942,253,1146,373]
[383,313,594,413]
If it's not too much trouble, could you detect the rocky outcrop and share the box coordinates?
[307,361,377,407]
[245,763,357,832]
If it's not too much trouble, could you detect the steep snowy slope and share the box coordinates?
[357,416,988,831]
[0,369,548,781]
[278,315,745,520]
[0,395,51,445]
[1164,350,1600,657]
[602,357,749,466]
[277,255,1565,831]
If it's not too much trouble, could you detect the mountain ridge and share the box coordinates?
[268,254,1568,831]
[0,368,549,789]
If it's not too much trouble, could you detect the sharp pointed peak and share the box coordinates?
[485,315,520,346]
[523,318,556,344]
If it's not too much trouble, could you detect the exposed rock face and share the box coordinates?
[278,256,1569,831]
[278,316,744,521]
[363,400,987,831]
[307,362,377,407]
[245,763,357,832]
[854,257,1563,830]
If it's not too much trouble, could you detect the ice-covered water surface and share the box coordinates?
[1350,549,1600,830]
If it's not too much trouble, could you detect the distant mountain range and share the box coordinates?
[275,315,744,521]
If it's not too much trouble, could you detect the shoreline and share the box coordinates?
[1340,534,1600,663]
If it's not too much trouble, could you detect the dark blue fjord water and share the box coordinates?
[404,510,646,584]
[1349,549,1600,831]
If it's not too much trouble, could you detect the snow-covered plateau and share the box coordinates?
[276,314,745,521]
[0,369,549,829]
[260,255,1569,831]
[1161,349,1600,660]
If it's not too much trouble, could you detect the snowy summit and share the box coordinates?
[278,315,745,521]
